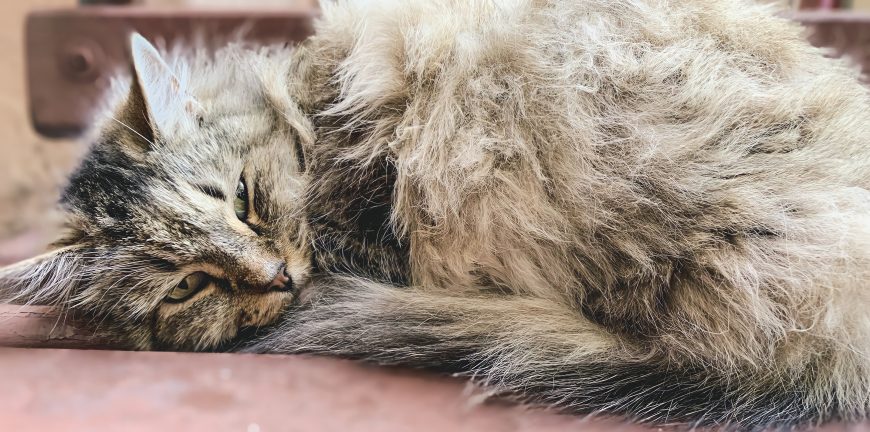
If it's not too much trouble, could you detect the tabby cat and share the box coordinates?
[2,0,870,428]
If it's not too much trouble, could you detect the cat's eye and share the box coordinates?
[234,178,249,221]
[166,272,210,303]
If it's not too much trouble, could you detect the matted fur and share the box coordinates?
[2,0,870,428]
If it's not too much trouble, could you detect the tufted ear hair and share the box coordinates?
[117,33,201,149]
[0,246,86,307]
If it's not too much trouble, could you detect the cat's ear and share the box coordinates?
[120,33,200,147]
[0,246,85,307]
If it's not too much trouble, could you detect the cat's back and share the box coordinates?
[307,0,870,170]
[299,0,870,373]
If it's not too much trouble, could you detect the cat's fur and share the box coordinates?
[2,0,870,428]
[0,39,311,350]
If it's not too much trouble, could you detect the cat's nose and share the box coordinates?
[265,264,293,292]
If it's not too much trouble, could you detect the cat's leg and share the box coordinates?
[247,276,848,429]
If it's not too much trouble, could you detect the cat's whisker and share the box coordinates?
[106,114,156,148]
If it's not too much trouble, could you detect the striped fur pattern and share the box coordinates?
[3,0,870,427]
[1,38,311,350]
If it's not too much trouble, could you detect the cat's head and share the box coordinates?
[0,34,314,350]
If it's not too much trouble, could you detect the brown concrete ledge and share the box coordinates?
[0,305,647,430]
[0,347,648,432]
[0,306,868,431]
[0,304,108,349]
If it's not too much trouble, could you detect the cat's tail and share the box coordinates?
[246,276,853,429]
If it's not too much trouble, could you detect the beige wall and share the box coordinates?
[0,0,80,262]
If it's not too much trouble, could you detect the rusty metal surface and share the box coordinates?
[25,6,315,137]
[0,347,652,432]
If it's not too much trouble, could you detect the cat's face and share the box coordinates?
[0,35,313,350]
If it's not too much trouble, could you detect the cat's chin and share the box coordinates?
[254,290,296,325]
[209,291,294,352]
[211,324,280,352]
[236,290,296,329]
[287,277,332,307]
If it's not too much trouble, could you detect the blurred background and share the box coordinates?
[0,0,867,265]
[0,0,78,264]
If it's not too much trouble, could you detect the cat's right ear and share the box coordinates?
[0,246,86,307]
[117,33,200,149]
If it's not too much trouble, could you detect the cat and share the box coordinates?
[2,0,870,428]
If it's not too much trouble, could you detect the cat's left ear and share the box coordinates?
[0,246,86,307]
[124,33,201,143]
